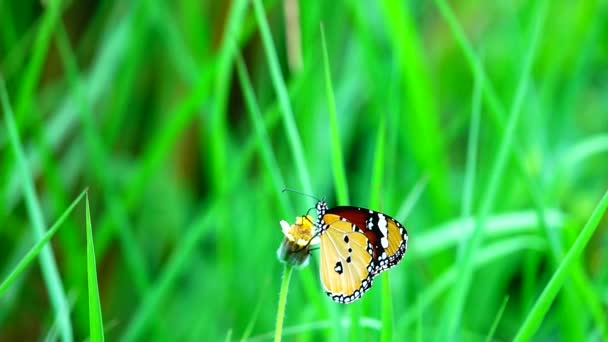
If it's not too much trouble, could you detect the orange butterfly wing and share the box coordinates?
[319,213,375,303]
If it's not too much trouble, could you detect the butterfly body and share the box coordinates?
[315,200,408,303]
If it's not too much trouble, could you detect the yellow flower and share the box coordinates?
[277,215,319,267]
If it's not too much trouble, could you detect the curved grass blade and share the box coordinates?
[0,189,87,297]
[86,195,105,342]
[514,189,608,341]
[444,0,549,336]
[252,0,313,196]
[485,296,509,342]
[1,77,74,341]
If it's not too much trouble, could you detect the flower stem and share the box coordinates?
[274,264,293,342]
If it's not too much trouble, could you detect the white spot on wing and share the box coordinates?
[378,214,389,248]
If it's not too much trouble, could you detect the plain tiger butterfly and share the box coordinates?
[314,200,408,303]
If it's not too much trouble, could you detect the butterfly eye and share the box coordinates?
[315,200,408,303]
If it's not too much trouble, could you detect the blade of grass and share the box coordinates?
[433,5,592,310]
[207,0,248,195]
[118,94,308,339]
[485,296,509,342]
[235,52,291,215]
[414,209,564,258]
[371,120,394,342]
[370,118,386,209]
[0,0,18,72]
[283,0,303,72]
[432,0,568,269]
[514,188,608,341]
[461,63,483,219]
[433,0,507,128]
[0,8,37,87]
[239,277,270,341]
[235,50,326,316]
[380,0,450,219]
[12,0,62,123]
[320,23,349,205]
[55,21,151,294]
[395,176,429,221]
[0,0,65,208]
[444,0,549,337]
[0,189,87,296]
[561,134,608,169]
[96,59,213,253]
[118,201,220,342]
[1,0,62,209]
[399,236,547,330]
[85,195,104,342]
[1,77,74,341]
[3,3,135,214]
[0,233,32,325]
[252,0,313,197]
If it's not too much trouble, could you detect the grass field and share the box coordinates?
[1,0,608,341]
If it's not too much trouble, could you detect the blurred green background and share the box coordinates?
[1,0,607,340]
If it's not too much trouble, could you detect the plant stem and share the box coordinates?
[274,264,294,342]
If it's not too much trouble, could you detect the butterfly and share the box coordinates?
[314,200,408,303]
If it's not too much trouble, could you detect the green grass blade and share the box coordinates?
[13,0,62,121]
[119,202,219,342]
[380,0,450,219]
[371,120,394,342]
[86,195,105,342]
[235,51,327,317]
[514,188,608,341]
[320,23,349,205]
[414,209,564,258]
[96,59,213,254]
[208,0,248,194]
[239,278,269,341]
[461,64,483,218]
[55,21,151,295]
[399,236,547,330]
[561,134,608,168]
[0,189,87,297]
[252,0,313,196]
[0,234,32,324]
[395,176,429,221]
[1,77,74,342]
[432,4,580,302]
[370,118,386,209]
[485,296,509,342]
[444,0,549,336]
[235,52,290,215]
[434,0,506,126]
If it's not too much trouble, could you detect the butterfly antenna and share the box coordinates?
[282,188,321,202]
[304,207,317,218]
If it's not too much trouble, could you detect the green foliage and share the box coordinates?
[1,1,607,341]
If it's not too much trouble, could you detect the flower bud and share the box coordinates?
[277,215,319,267]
